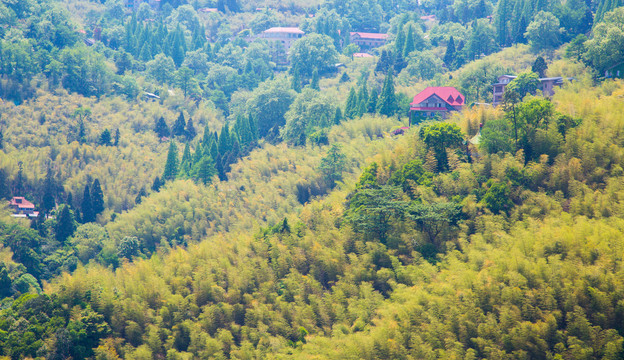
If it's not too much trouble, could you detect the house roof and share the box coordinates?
[350,32,388,40]
[9,197,35,209]
[353,52,374,58]
[263,27,304,34]
[410,87,465,107]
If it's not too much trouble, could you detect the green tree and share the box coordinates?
[91,179,104,217]
[147,54,176,84]
[565,34,588,61]
[310,68,320,91]
[532,56,548,77]
[81,184,95,223]
[444,36,456,68]
[319,144,347,188]
[377,70,397,117]
[584,8,624,73]
[185,117,197,141]
[55,204,75,244]
[419,123,464,172]
[408,202,462,248]
[481,180,513,214]
[154,116,170,138]
[345,185,408,244]
[172,112,186,137]
[246,78,295,140]
[99,129,112,146]
[162,141,179,182]
[176,66,194,97]
[345,87,359,119]
[191,155,217,185]
[525,11,562,50]
[289,34,339,77]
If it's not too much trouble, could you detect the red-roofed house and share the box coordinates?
[409,87,465,124]
[350,32,388,51]
[9,197,36,215]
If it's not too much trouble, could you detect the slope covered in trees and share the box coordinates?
[1,0,624,358]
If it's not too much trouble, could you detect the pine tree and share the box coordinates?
[367,88,380,113]
[135,187,147,204]
[55,205,75,243]
[91,179,105,216]
[81,184,95,223]
[357,85,369,116]
[162,141,179,182]
[310,68,320,90]
[345,87,359,119]
[218,124,231,155]
[180,142,192,178]
[444,36,456,68]
[171,27,185,67]
[248,114,258,141]
[403,25,415,57]
[172,112,186,137]
[152,176,162,192]
[191,155,217,185]
[100,129,112,146]
[78,119,86,144]
[139,42,152,61]
[377,70,397,116]
[292,66,302,93]
[334,107,343,125]
[395,27,406,55]
[155,116,170,138]
[114,129,120,146]
[376,50,390,73]
[185,117,197,141]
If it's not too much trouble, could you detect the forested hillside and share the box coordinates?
[1,0,624,358]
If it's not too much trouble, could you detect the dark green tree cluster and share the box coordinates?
[344,72,394,119]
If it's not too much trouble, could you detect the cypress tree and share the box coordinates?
[334,107,343,125]
[152,176,162,192]
[218,124,231,155]
[345,87,359,119]
[444,36,456,68]
[114,129,120,146]
[91,179,105,216]
[172,112,186,137]
[292,66,302,93]
[357,85,369,116]
[191,155,217,185]
[377,70,397,117]
[139,42,152,61]
[55,205,75,243]
[185,117,197,141]
[310,68,320,91]
[155,116,170,138]
[248,114,258,141]
[180,142,192,177]
[395,27,406,55]
[163,141,179,182]
[367,88,380,113]
[171,27,186,67]
[78,119,86,144]
[100,129,112,146]
[403,25,415,57]
[81,184,94,223]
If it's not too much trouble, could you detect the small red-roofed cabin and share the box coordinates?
[9,196,36,215]
[409,87,465,124]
